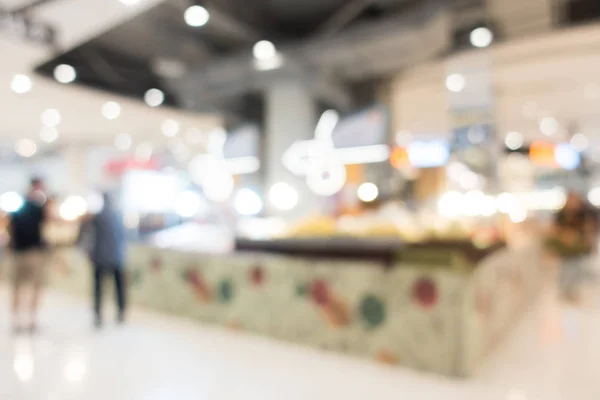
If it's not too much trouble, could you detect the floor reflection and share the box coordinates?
[0,280,599,400]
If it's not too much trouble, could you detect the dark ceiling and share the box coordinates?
[35,0,423,121]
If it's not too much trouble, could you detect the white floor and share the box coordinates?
[1,282,600,400]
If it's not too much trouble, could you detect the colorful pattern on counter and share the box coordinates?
[0,243,544,377]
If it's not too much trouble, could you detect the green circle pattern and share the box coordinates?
[219,280,234,303]
[295,283,309,297]
[360,294,386,329]
[131,269,143,287]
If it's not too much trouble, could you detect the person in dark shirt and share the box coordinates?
[8,178,48,333]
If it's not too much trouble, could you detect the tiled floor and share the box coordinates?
[1,282,599,400]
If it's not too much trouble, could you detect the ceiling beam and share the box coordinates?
[315,0,376,37]
[9,0,61,13]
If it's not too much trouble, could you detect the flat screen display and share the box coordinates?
[223,125,260,159]
[407,140,450,168]
[331,105,388,149]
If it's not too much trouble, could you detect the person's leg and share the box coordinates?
[11,282,22,333]
[29,250,48,333]
[113,267,126,323]
[10,253,25,332]
[94,266,104,327]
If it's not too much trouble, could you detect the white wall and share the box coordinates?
[0,146,122,196]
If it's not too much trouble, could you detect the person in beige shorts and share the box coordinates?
[8,178,48,334]
[12,250,47,291]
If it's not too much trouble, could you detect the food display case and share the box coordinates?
[32,220,544,377]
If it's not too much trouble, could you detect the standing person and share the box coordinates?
[8,178,48,334]
[548,191,598,300]
[87,193,127,328]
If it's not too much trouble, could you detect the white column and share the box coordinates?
[265,80,317,217]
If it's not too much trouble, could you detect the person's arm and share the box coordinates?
[6,213,14,248]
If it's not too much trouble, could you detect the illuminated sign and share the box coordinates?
[331,105,388,148]
[555,143,580,170]
[105,158,158,176]
[529,141,556,166]
[407,140,450,168]
[529,141,580,170]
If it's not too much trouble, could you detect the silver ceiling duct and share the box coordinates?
[171,0,451,112]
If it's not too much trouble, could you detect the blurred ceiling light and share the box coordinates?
[268,182,299,211]
[41,108,61,127]
[162,119,180,137]
[144,88,164,107]
[119,0,140,4]
[53,64,76,84]
[252,40,283,71]
[11,74,32,94]
[184,5,209,27]
[584,82,600,100]
[505,131,524,150]
[0,191,24,213]
[15,139,37,157]
[539,117,558,136]
[40,126,58,143]
[570,133,588,152]
[469,27,493,48]
[234,188,263,216]
[588,188,600,207]
[445,73,465,93]
[253,40,277,60]
[102,101,121,120]
[253,54,284,71]
[114,133,132,151]
[357,182,379,202]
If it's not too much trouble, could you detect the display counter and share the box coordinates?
[9,238,544,377]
